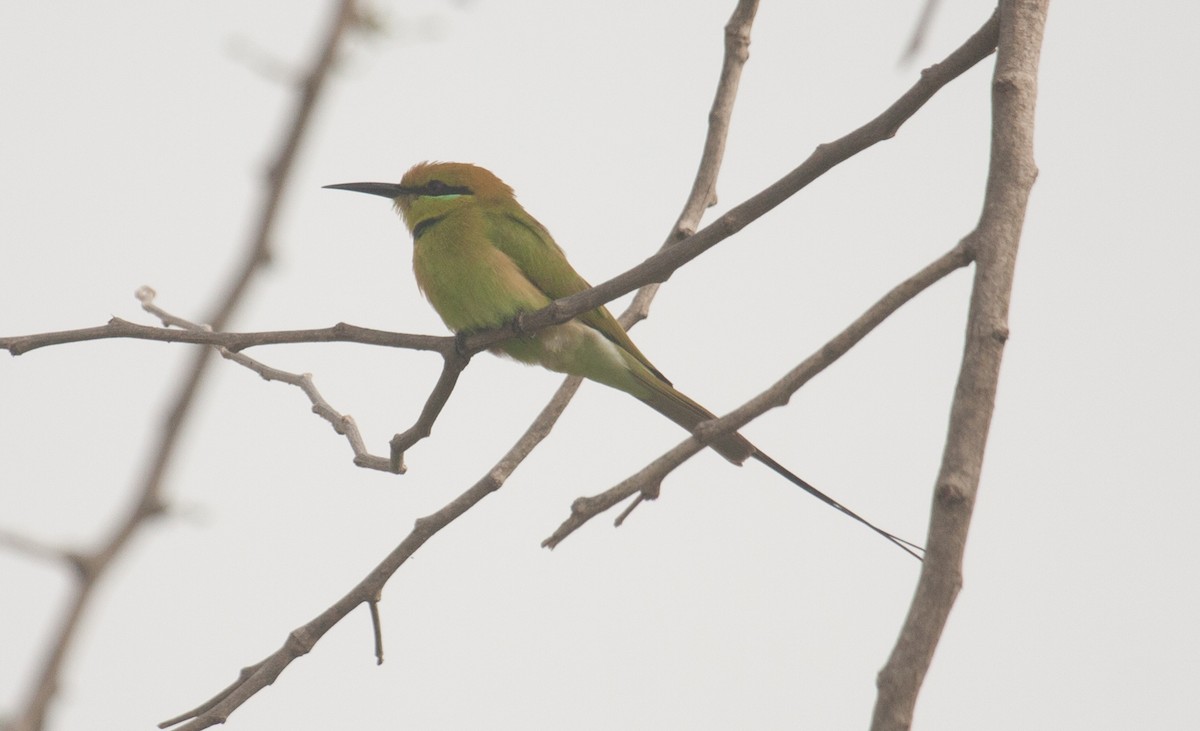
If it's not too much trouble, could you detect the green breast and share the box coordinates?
[411,208,551,332]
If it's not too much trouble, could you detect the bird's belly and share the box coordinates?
[414,241,549,332]
[498,321,638,394]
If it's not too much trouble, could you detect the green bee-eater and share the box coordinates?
[327,162,918,558]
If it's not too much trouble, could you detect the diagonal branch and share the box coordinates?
[472,9,1002,351]
[871,2,1048,729]
[158,378,583,731]
[538,7,999,545]
[543,240,973,548]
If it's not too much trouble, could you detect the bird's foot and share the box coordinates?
[510,310,530,337]
[453,331,471,359]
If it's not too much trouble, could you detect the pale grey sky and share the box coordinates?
[2,1,1197,729]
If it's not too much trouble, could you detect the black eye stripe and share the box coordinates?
[423,179,472,196]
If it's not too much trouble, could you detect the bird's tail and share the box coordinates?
[626,360,924,560]
[625,361,756,465]
[750,450,924,560]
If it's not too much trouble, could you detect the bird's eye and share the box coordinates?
[425,180,450,195]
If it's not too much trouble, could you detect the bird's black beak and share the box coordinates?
[323,182,410,199]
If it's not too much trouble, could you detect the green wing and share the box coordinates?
[484,208,669,384]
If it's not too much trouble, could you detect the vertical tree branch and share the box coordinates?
[871,2,1048,729]
[5,3,359,730]
[627,0,759,322]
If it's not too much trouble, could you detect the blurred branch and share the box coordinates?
[3,3,360,731]
[0,530,82,570]
[872,2,1047,729]
[543,240,973,548]
[901,0,944,62]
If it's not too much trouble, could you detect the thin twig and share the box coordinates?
[142,289,451,474]
[368,599,384,665]
[387,349,471,472]
[0,313,447,356]
[871,2,1047,729]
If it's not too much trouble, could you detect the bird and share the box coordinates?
[326,162,921,559]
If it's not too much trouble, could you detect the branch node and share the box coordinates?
[453,330,472,360]
[286,626,317,657]
[135,285,157,304]
[570,496,597,516]
[388,436,409,475]
[614,480,661,527]
[66,551,95,581]
[935,475,969,505]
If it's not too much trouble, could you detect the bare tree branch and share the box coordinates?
[4,3,360,730]
[543,241,973,548]
[871,2,1048,729]
[157,378,583,730]
[1,291,467,474]
[0,313,447,356]
[137,291,402,473]
[540,8,1000,545]
[501,9,1001,344]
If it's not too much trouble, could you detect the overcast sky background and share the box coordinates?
[2,1,1198,729]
